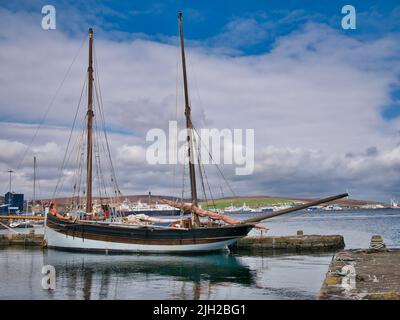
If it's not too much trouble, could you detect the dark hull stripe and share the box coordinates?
[50,227,240,245]
[122,210,181,216]
[46,214,253,246]
[46,245,230,254]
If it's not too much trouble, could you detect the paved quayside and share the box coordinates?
[230,231,345,253]
[319,245,400,300]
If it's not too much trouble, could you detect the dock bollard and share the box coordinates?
[369,235,386,250]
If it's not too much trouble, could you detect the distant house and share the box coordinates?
[0,192,24,214]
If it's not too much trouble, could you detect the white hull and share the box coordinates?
[44,226,239,253]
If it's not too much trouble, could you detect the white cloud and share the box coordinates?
[116,145,146,165]
[212,18,269,48]
[0,8,400,202]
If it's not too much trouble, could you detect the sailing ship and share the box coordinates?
[44,13,347,253]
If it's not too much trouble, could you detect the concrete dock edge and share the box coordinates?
[319,248,400,300]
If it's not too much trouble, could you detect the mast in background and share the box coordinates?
[86,28,94,213]
[7,170,13,194]
[7,169,14,212]
[33,156,36,205]
[178,11,200,227]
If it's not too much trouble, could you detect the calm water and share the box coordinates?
[0,209,399,300]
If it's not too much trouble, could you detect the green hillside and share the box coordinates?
[199,197,297,209]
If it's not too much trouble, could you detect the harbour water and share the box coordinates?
[0,209,399,299]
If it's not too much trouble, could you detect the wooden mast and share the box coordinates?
[86,28,94,214]
[33,156,36,206]
[8,170,13,194]
[178,12,200,227]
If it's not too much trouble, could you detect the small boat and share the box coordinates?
[9,221,34,228]
[260,204,292,212]
[306,206,322,211]
[323,205,343,211]
[272,204,293,211]
[223,203,259,214]
[359,204,385,210]
[224,204,241,214]
[240,203,257,214]
[119,200,181,216]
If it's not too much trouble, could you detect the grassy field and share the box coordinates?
[199,197,298,209]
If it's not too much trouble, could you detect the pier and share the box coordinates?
[231,232,345,252]
[319,247,400,300]
[0,230,44,247]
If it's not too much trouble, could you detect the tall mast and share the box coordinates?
[7,169,13,208]
[178,12,200,227]
[86,28,94,213]
[7,170,13,194]
[33,156,36,205]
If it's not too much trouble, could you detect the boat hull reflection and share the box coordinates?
[43,250,255,299]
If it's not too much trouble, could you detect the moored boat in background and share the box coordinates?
[118,199,181,216]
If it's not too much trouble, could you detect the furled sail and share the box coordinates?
[160,199,242,224]
[160,199,267,229]
[124,214,182,224]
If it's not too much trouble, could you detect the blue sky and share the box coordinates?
[1,1,400,201]
[3,1,400,47]
[3,0,399,119]
[38,0,400,120]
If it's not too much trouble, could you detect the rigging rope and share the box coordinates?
[192,126,237,198]
[15,37,86,174]
[200,157,217,209]
[93,43,121,200]
[173,22,182,201]
[52,75,87,199]
[196,135,209,207]
[180,148,188,217]
[70,117,87,208]
[172,31,237,205]
[61,115,87,207]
